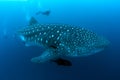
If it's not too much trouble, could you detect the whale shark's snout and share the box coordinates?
[19,35,26,42]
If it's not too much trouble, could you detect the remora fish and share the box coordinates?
[17,18,109,66]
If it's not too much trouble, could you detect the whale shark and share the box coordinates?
[17,18,109,66]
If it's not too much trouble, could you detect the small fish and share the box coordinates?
[17,18,110,66]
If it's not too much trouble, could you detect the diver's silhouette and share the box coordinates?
[36,10,50,16]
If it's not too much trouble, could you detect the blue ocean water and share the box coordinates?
[0,0,120,80]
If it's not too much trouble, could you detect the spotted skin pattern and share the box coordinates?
[18,24,109,63]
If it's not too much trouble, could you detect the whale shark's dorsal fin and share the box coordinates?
[29,17,38,25]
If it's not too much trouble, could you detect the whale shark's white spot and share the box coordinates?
[60,26,62,29]
[57,37,60,40]
[39,33,41,35]
[25,32,27,34]
[51,28,54,30]
[67,30,69,32]
[49,36,51,38]
[54,41,57,44]
[31,37,33,40]
[48,26,50,29]
[29,31,31,34]
[35,35,37,37]
[42,28,44,30]
[57,30,59,33]
[37,38,40,41]
[59,33,62,36]
[40,38,43,42]
[33,30,35,33]
[52,35,54,37]
[46,40,48,43]
[37,29,39,31]
[44,32,46,35]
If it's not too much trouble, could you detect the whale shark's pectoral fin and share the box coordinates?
[31,49,58,63]
[51,58,72,66]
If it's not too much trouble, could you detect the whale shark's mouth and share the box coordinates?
[19,35,42,47]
